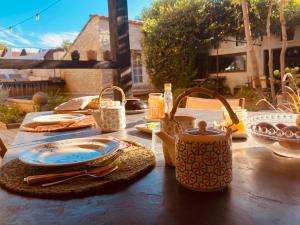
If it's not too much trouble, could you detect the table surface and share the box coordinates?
[1,110,300,225]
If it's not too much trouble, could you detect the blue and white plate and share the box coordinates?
[19,138,120,167]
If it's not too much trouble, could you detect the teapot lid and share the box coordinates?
[184,121,225,136]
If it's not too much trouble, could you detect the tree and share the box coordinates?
[61,39,72,51]
[279,0,288,98]
[266,0,276,104]
[240,0,263,97]
[142,0,243,90]
[142,0,300,91]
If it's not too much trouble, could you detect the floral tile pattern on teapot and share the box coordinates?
[176,139,232,192]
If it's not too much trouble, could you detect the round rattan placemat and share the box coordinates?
[0,141,155,198]
[20,116,95,132]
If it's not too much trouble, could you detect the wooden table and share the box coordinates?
[1,110,300,225]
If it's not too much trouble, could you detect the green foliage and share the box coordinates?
[173,88,188,107]
[235,86,259,111]
[0,104,25,124]
[198,80,231,97]
[142,0,300,91]
[272,66,299,93]
[142,0,242,90]
[236,86,259,101]
[270,0,300,38]
[46,89,70,110]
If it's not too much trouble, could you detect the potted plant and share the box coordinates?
[0,104,25,129]
[71,50,80,61]
[86,50,97,61]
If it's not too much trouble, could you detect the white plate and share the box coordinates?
[135,122,160,134]
[32,114,86,124]
[19,138,120,167]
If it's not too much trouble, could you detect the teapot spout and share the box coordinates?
[156,131,175,147]
[156,131,176,166]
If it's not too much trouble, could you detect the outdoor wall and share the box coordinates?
[209,37,263,92]
[96,16,151,92]
[22,51,65,81]
[209,27,300,92]
[60,15,151,96]
[59,15,152,97]
[60,16,103,96]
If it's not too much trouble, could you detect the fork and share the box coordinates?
[42,165,118,187]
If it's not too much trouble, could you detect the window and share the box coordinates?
[264,46,300,75]
[280,29,294,41]
[131,51,143,84]
[208,53,247,73]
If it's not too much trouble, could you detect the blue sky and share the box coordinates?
[0,0,151,50]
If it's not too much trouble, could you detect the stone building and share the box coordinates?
[60,15,152,97]
[0,48,65,81]
[208,28,300,93]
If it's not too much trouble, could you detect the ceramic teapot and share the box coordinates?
[92,86,126,132]
[156,87,239,192]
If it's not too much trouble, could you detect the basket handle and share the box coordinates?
[99,86,126,104]
[170,87,239,126]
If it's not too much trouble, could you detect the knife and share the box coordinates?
[24,149,123,185]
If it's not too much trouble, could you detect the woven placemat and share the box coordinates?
[20,116,95,132]
[0,141,155,198]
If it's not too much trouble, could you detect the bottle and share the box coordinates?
[164,83,173,114]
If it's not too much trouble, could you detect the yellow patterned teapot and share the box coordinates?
[156,87,239,191]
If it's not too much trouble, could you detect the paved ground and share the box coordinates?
[0,128,18,147]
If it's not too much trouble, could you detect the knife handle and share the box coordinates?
[24,171,84,185]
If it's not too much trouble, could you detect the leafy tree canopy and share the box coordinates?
[142,0,300,90]
[142,0,242,89]
[61,39,72,51]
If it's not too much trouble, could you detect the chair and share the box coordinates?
[185,97,245,110]
[0,138,7,159]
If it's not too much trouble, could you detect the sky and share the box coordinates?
[0,0,151,51]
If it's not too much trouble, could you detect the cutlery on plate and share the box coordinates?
[41,165,118,187]
[24,150,123,185]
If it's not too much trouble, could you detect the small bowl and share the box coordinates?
[125,99,147,111]
[249,113,300,158]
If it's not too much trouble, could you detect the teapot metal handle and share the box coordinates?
[169,87,239,126]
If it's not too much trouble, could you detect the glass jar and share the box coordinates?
[222,106,248,138]
[148,93,164,119]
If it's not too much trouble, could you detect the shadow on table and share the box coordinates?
[160,166,232,224]
[126,130,152,140]
[12,128,101,148]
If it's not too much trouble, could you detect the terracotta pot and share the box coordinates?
[86,50,97,61]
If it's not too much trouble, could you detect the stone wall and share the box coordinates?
[60,16,103,96]
[60,15,152,97]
